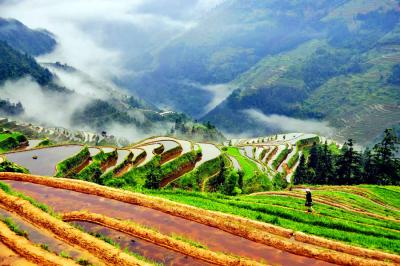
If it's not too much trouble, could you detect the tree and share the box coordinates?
[372,129,399,185]
[335,139,362,184]
[318,141,335,184]
[272,172,288,190]
[308,143,319,169]
[361,148,376,184]
[293,155,307,184]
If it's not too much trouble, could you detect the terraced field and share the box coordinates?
[0,133,398,265]
[0,173,398,265]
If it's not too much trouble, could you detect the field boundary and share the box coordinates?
[0,173,399,265]
[63,211,266,266]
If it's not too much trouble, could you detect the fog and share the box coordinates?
[200,83,235,116]
[0,0,224,79]
[0,77,91,128]
[243,109,335,137]
[0,76,175,142]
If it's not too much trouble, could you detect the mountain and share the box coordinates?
[0,40,54,86]
[0,18,56,56]
[0,40,224,142]
[121,0,400,145]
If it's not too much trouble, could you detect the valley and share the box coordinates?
[0,1,399,265]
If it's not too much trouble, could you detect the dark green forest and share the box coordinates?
[294,129,400,185]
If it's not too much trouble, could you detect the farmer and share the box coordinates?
[305,188,313,213]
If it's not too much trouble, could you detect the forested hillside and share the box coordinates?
[0,17,56,56]
[119,0,400,145]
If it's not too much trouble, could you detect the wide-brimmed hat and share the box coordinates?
[305,188,311,192]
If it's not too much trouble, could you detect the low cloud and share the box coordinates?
[105,121,173,143]
[0,0,226,80]
[200,83,235,115]
[243,109,334,136]
[0,77,91,128]
[0,76,175,143]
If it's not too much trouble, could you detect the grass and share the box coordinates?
[142,187,400,254]
[170,233,208,249]
[0,181,57,217]
[0,132,27,153]
[55,146,90,177]
[225,147,260,181]
[169,155,223,190]
[1,216,28,238]
[73,223,161,265]
[272,147,290,170]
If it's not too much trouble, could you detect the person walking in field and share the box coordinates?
[305,188,313,213]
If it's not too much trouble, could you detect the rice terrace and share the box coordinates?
[0,127,398,266]
[0,0,400,265]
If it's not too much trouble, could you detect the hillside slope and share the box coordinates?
[120,0,400,144]
[0,18,56,56]
[202,0,400,144]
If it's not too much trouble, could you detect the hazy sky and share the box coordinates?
[0,0,225,79]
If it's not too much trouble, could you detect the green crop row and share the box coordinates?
[258,148,268,161]
[143,189,400,254]
[272,148,290,170]
[225,147,260,181]
[55,146,90,177]
[106,155,162,189]
[108,151,133,176]
[74,150,118,183]
[0,132,27,153]
[170,155,223,191]
[296,136,320,148]
[157,150,201,182]
[286,150,299,169]
[0,159,29,173]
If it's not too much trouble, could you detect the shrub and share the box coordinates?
[272,172,288,190]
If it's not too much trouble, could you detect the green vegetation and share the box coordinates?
[0,181,56,216]
[40,243,49,251]
[59,251,71,259]
[0,41,53,85]
[144,187,400,254]
[170,233,208,249]
[294,129,400,185]
[73,149,118,183]
[0,131,27,153]
[225,147,260,181]
[1,216,28,238]
[108,151,133,175]
[0,158,29,173]
[296,137,320,148]
[37,138,55,147]
[170,156,223,190]
[272,147,290,170]
[105,155,161,189]
[287,151,299,169]
[259,148,268,160]
[55,146,90,177]
[152,149,201,188]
